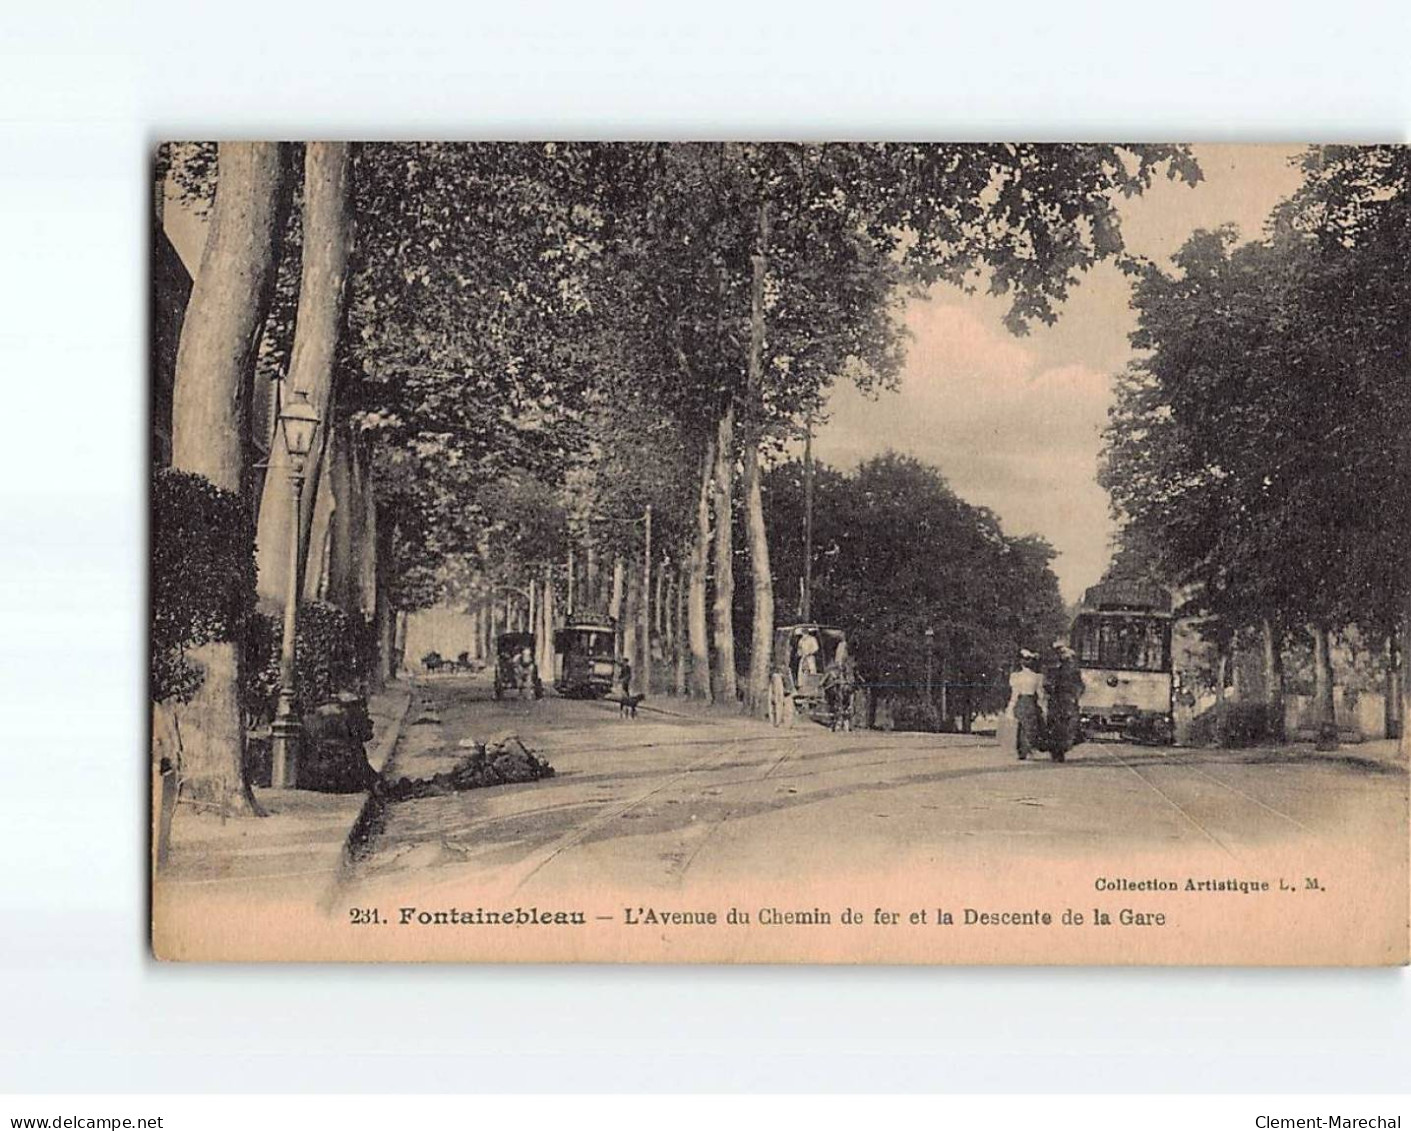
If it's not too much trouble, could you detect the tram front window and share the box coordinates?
[1074,615,1168,672]
[580,632,613,658]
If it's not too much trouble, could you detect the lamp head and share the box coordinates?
[279,387,320,459]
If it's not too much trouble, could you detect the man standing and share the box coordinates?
[1044,642,1085,762]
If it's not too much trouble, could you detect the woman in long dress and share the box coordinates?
[1006,649,1047,761]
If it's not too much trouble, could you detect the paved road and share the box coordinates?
[336,673,1408,903]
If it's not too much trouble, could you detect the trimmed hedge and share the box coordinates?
[151,469,256,703]
[243,601,377,723]
[153,468,377,718]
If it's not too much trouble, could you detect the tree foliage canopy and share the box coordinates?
[765,453,1068,713]
[1100,145,1407,645]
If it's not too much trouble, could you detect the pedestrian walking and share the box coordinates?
[1043,641,1084,762]
[1005,648,1047,761]
[618,655,633,699]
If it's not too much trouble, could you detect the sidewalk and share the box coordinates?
[154,679,412,898]
[1261,735,1408,772]
[366,678,414,773]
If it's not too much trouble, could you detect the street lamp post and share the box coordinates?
[270,388,321,790]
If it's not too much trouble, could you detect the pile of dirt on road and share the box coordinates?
[379,735,555,802]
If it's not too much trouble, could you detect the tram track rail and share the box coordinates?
[1093,743,1320,858]
[666,738,804,885]
[502,735,774,897]
[1095,744,1240,858]
[1143,747,1318,835]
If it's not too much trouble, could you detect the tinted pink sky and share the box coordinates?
[814,144,1307,601]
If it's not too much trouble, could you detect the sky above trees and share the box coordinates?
[814,143,1305,601]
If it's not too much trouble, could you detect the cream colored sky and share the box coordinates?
[814,144,1308,602]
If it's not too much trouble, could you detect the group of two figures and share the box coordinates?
[1005,643,1085,762]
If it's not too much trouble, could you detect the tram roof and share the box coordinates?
[562,616,615,631]
[1079,580,1173,613]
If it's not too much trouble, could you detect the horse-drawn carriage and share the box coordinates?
[421,650,477,674]
[769,623,856,730]
[493,632,543,700]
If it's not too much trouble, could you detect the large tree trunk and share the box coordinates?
[1402,608,1410,759]
[609,555,624,620]
[660,564,673,664]
[287,148,352,592]
[319,421,361,613]
[609,555,625,652]
[302,440,335,602]
[168,141,291,816]
[622,562,641,683]
[584,538,599,612]
[742,443,775,716]
[1402,428,1411,758]
[358,486,382,692]
[354,438,378,618]
[539,564,556,680]
[688,437,714,701]
[1213,644,1229,747]
[1313,621,1339,751]
[641,506,653,695]
[654,552,667,657]
[375,584,395,683]
[673,563,686,697]
[254,142,353,612]
[1261,619,1285,743]
[1386,627,1402,740]
[742,197,774,717]
[374,520,398,682]
[801,420,814,621]
[393,610,408,675]
[712,405,738,704]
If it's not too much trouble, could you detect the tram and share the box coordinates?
[552,616,618,698]
[1069,580,1175,744]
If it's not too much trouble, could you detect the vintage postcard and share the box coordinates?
[150,142,1409,964]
